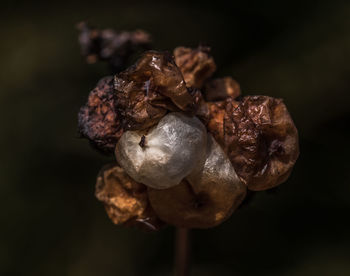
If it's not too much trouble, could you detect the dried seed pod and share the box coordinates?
[114,51,199,130]
[204,77,241,101]
[223,96,299,191]
[148,135,246,229]
[95,163,164,231]
[174,46,216,89]
[77,22,151,72]
[115,112,207,189]
[78,76,123,153]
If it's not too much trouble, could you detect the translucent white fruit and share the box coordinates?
[187,134,246,219]
[115,112,207,189]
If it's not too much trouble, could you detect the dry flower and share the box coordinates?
[95,163,164,231]
[77,24,300,230]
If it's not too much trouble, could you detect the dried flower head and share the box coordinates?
[77,24,300,230]
[78,76,123,153]
[174,46,216,89]
[95,163,164,231]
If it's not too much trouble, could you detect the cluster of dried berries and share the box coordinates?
[78,28,299,230]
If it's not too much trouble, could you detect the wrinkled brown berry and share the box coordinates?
[174,46,216,89]
[77,22,151,72]
[95,163,164,231]
[148,176,245,229]
[204,77,241,101]
[114,51,199,130]
[223,96,299,191]
[78,76,123,153]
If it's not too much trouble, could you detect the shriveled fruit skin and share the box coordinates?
[223,96,299,191]
[114,51,199,131]
[148,135,246,229]
[206,101,226,145]
[95,163,163,231]
[115,112,207,189]
[78,76,123,153]
[174,46,216,89]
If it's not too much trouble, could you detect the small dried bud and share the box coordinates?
[174,46,216,89]
[76,22,151,72]
[95,163,164,231]
[204,77,241,101]
[78,76,123,153]
[223,96,299,191]
[114,51,199,130]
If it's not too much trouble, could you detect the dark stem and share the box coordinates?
[174,227,190,276]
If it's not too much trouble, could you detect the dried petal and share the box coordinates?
[174,46,216,89]
[115,112,207,189]
[77,22,151,72]
[95,163,164,231]
[223,96,299,191]
[78,76,123,153]
[148,135,246,229]
[114,51,198,130]
[204,77,241,101]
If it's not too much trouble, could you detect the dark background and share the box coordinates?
[1,0,350,275]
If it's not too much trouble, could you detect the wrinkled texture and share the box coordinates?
[114,51,199,130]
[206,101,226,145]
[148,135,246,228]
[174,46,216,89]
[95,163,163,231]
[78,76,123,153]
[77,22,151,72]
[204,77,241,101]
[115,112,207,189]
[223,96,299,191]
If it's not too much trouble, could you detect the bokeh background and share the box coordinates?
[1,0,350,275]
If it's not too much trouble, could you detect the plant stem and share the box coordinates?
[174,227,190,276]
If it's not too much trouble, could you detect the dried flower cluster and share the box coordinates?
[78,27,299,230]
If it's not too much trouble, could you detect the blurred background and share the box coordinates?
[1,0,350,275]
